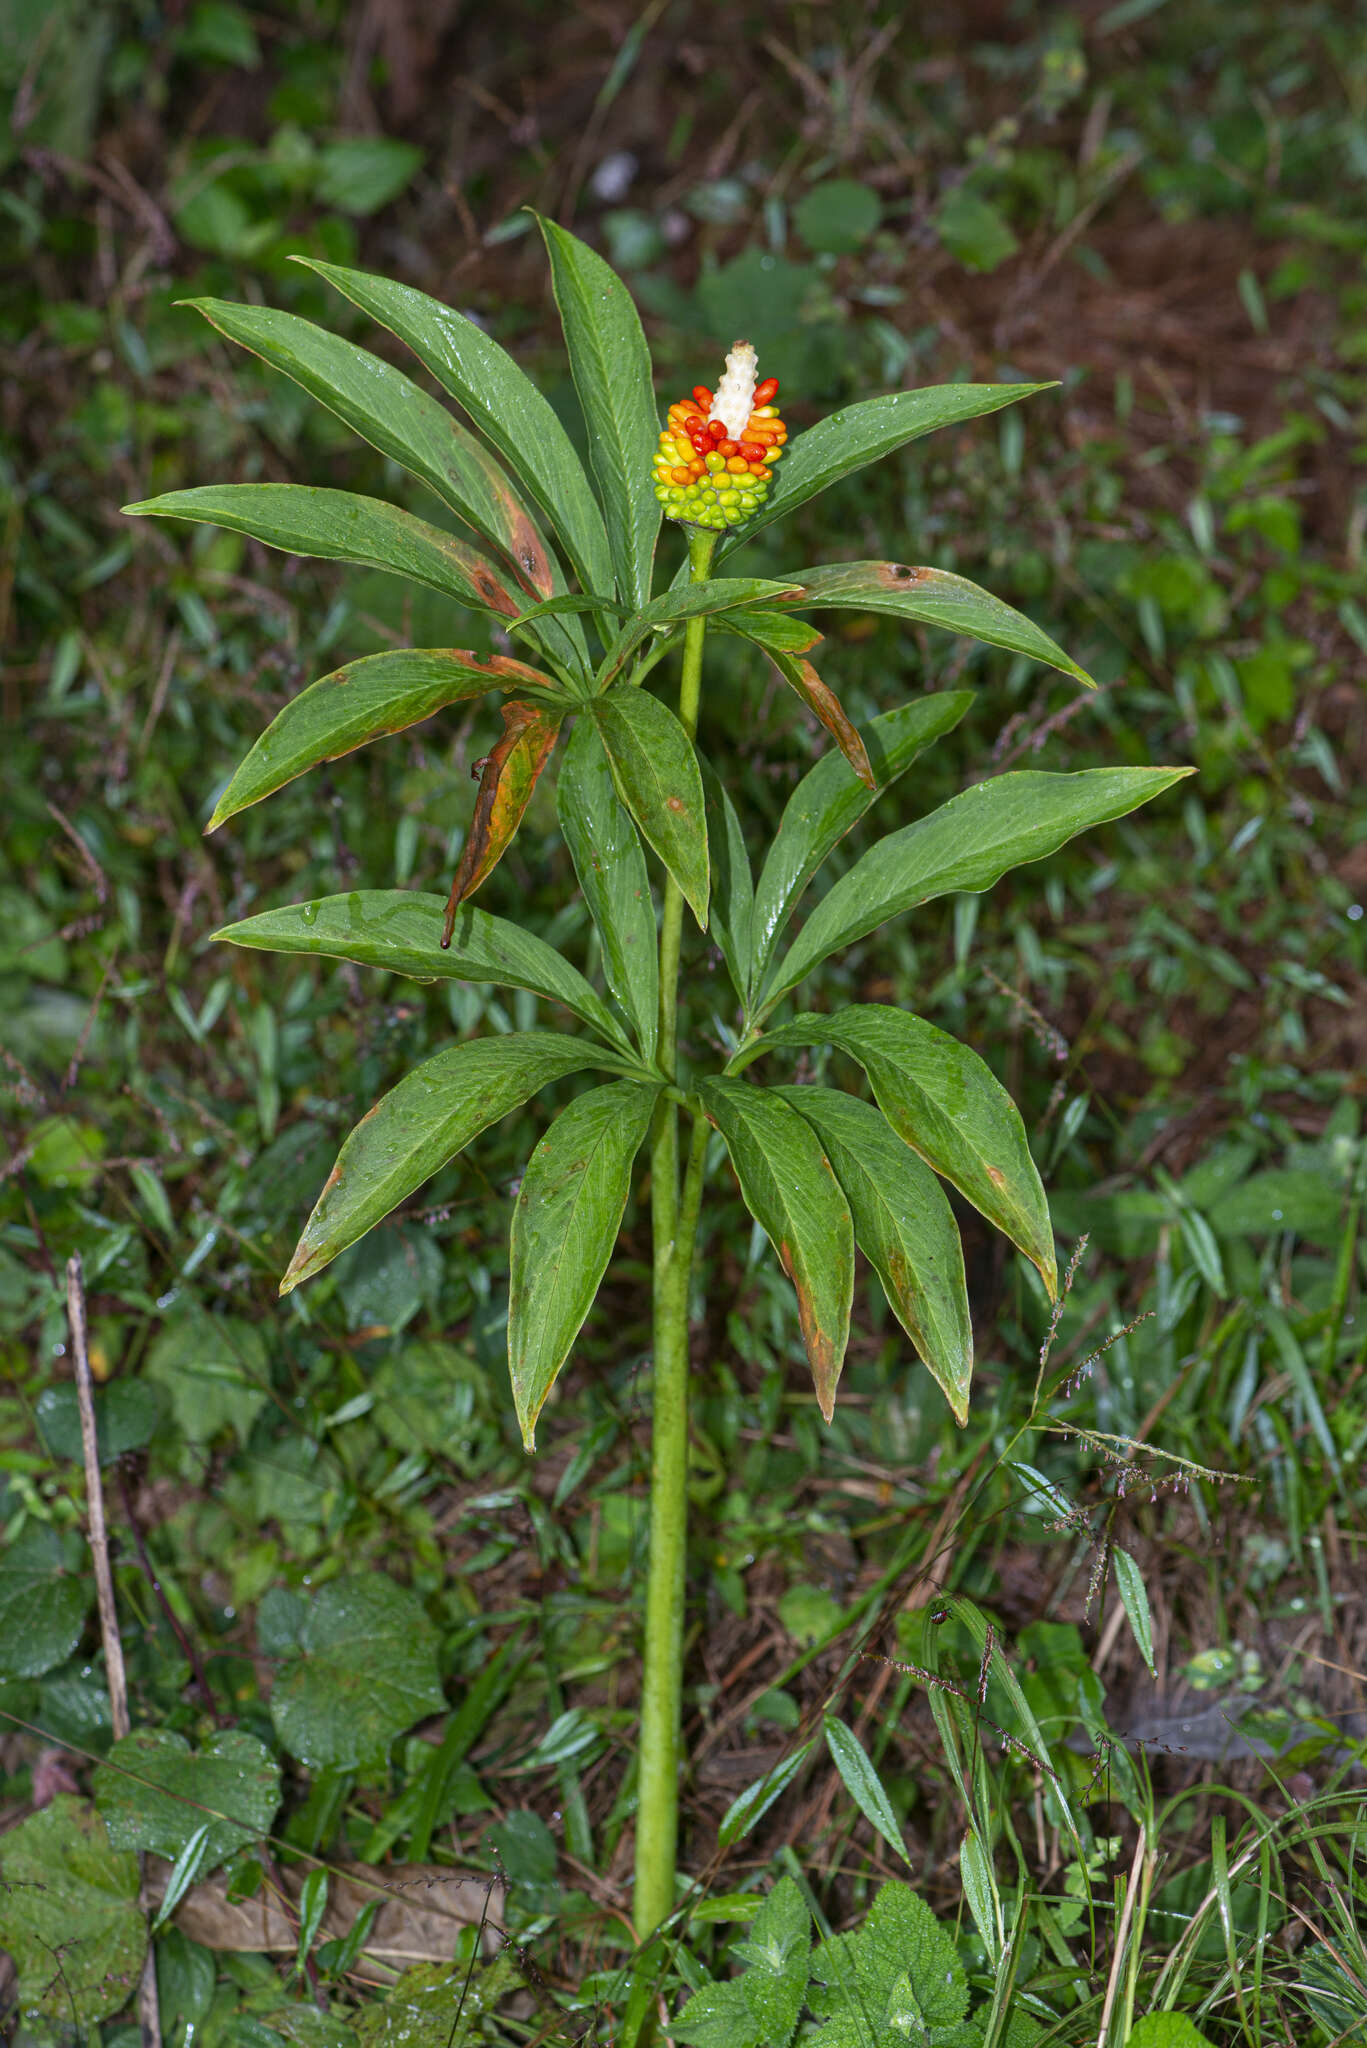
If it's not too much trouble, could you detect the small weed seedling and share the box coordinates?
[125,221,1189,1940]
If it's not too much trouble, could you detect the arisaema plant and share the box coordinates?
[124,218,1190,1942]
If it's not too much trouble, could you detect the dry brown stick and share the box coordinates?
[69,1254,162,2048]
[70,1256,130,1738]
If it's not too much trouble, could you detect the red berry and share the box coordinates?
[685,415,704,433]
[708,420,727,442]
[754,377,779,405]
[692,385,713,409]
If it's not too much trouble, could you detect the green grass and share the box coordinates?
[2,3,1365,2044]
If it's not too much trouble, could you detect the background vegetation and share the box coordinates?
[1,1,1364,2042]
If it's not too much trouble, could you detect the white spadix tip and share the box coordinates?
[708,341,758,438]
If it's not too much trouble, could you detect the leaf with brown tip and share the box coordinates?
[207,649,566,830]
[776,559,1093,686]
[696,1078,853,1420]
[123,485,526,621]
[766,647,875,790]
[442,701,562,941]
[775,1085,973,1423]
[762,1005,1057,1300]
[184,299,560,603]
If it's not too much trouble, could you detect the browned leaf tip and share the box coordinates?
[777,656,875,790]
[441,701,561,945]
[778,1241,844,1424]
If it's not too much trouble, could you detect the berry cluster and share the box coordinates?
[653,347,787,530]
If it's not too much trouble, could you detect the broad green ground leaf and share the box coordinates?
[207,650,565,829]
[761,767,1194,1015]
[697,1078,853,1417]
[0,1798,146,2025]
[669,1974,757,2048]
[157,1927,216,2035]
[778,561,1093,685]
[735,1877,812,2047]
[282,1034,610,1290]
[806,1880,969,2043]
[823,1715,911,1867]
[538,217,660,608]
[270,1574,443,1767]
[0,1523,89,1678]
[486,1807,559,1886]
[557,718,659,1058]
[123,485,524,619]
[143,1312,271,1442]
[592,686,710,927]
[93,1728,280,1873]
[353,1955,521,2048]
[216,890,627,1049]
[441,701,562,935]
[775,1086,972,1421]
[1124,2018,1219,2048]
[298,256,613,602]
[701,759,755,1003]
[34,1381,162,1466]
[186,299,560,600]
[762,644,874,786]
[765,1007,1056,1298]
[509,1082,659,1448]
[314,137,422,214]
[598,577,801,686]
[749,694,974,1002]
[718,382,1053,557]
[674,1875,810,2048]
[371,1339,494,1461]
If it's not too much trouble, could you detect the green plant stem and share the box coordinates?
[634,525,716,1941]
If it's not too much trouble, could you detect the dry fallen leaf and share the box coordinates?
[147,1861,504,1983]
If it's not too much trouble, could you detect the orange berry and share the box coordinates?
[726,454,749,474]
[692,385,713,409]
[670,465,690,485]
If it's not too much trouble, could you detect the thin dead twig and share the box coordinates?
[69,1254,161,2048]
